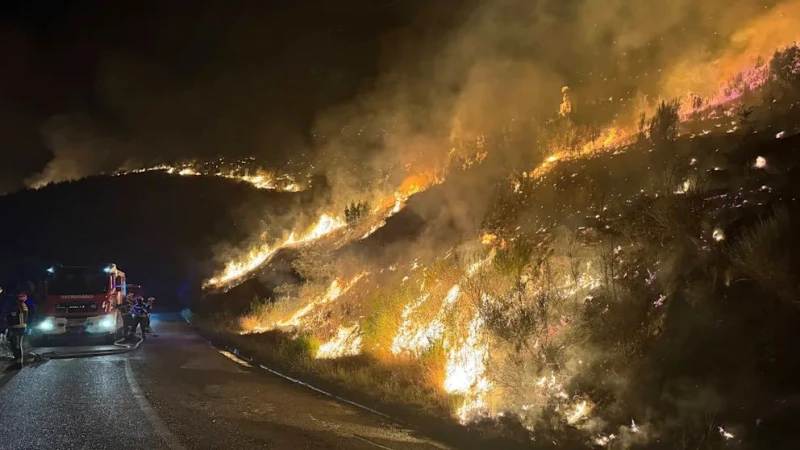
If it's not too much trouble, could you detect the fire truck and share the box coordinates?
[126,283,145,298]
[35,263,127,343]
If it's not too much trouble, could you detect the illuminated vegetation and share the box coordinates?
[195,44,800,447]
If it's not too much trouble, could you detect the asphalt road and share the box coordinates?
[0,315,448,450]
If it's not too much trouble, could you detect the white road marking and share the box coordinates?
[125,359,187,450]
[256,363,392,420]
[352,434,397,450]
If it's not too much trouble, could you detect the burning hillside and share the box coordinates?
[195,38,800,448]
[25,157,306,192]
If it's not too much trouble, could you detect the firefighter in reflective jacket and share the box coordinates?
[129,297,150,339]
[117,294,134,338]
[5,292,28,369]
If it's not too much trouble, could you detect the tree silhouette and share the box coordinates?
[648,99,681,149]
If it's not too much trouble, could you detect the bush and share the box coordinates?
[360,283,418,355]
[482,240,564,358]
[345,201,370,226]
[292,246,335,281]
[726,207,796,303]
[770,44,800,91]
[648,100,681,148]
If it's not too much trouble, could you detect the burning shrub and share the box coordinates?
[648,100,681,148]
[481,247,565,359]
[292,246,336,281]
[360,281,420,356]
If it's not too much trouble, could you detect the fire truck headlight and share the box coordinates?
[99,316,116,330]
[38,318,55,331]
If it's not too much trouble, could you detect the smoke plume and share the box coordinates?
[5,0,800,197]
[309,0,799,204]
[25,115,120,189]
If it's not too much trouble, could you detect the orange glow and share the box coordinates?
[121,162,303,192]
[666,1,800,116]
[529,126,634,180]
[204,214,347,289]
[398,171,442,198]
[481,232,497,246]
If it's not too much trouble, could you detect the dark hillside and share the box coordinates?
[0,172,305,308]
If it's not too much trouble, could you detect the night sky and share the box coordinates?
[0,0,455,191]
[0,0,789,192]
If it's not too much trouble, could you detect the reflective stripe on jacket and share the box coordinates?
[6,302,28,329]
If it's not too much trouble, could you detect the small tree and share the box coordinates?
[736,105,755,131]
[770,44,800,91]
[344,201,370,226]
[648,99,681,148]
[636,112,648,144]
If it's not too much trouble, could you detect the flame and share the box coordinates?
[219,33,800,437]
[278,278,344,327]
[389,253,498,422]
[566,400,590,425]
[390,293,435,355]
[529,126,634,180]
[178,168,198,176]
[667,0,800,115]
[398,171,443,198]
[559,86,572,117]
[718,426,735,440]
[204,239,287,289]
[390,287,458,357]
[204,214,347,288]
[594,434,616,446]
[277,273,366,328]
[206,161,447,290]
[445,313,492,423]
[316,324,363,359]
[481,232,497,246]
[119,160,303,192]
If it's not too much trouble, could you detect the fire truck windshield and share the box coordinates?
[48,268,110,295]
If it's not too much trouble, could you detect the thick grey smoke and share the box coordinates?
[5,0,797,194]
[310,0,794,204]
[25,115,119,188]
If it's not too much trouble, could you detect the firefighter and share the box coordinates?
[17,291,36,335]
[129,297,149,340]
[144,297,155,333]
[4,291,29,369]
[117,294,134,338]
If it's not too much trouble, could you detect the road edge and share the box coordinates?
[181,310,529,450]
[125,358,187,450]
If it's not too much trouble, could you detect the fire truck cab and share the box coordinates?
[35,263,127,343]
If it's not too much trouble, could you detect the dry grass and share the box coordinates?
[224,327,454,415]
[238,314,260,331]
[359,284,415,355]
[726,207,795,302]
